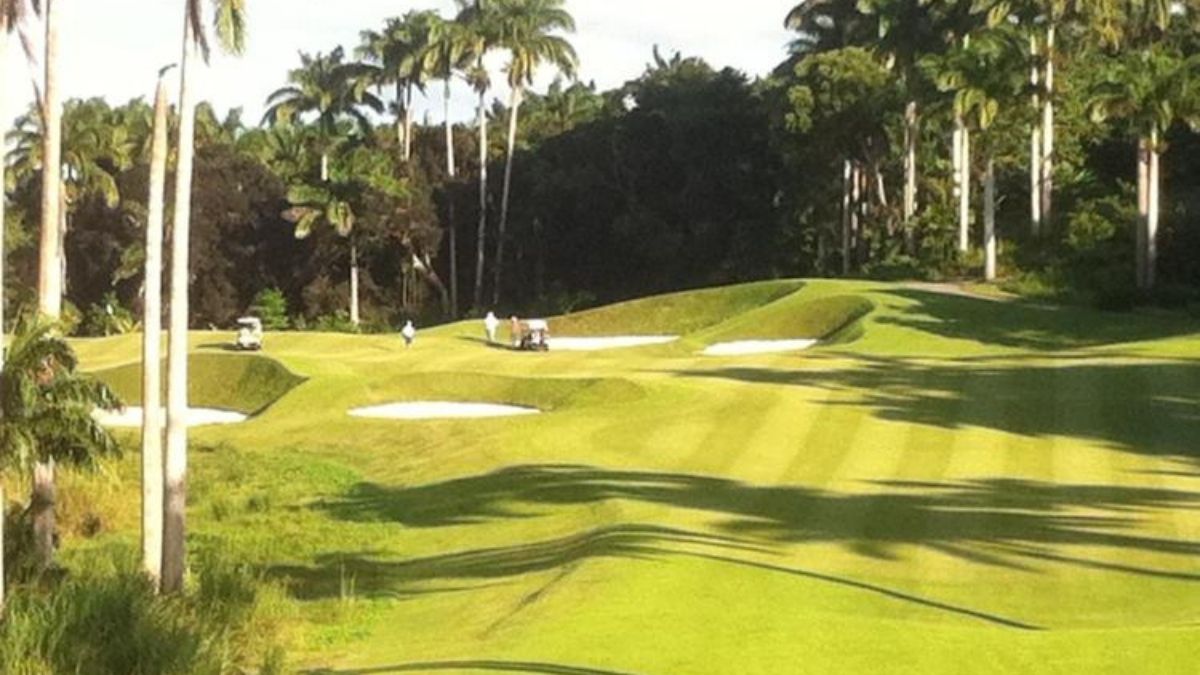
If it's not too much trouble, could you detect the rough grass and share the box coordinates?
[44,279,1200,674]
[0,548,289,675]
[92,353,304,415]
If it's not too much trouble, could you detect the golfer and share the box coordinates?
[401,320,416,348]
[510,316,521,348]
[484,311,500,344]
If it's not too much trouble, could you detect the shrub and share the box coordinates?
[312,312,360,334]
[81,293,137,337]
[250,288,290,330]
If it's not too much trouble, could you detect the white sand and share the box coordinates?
[349,401,541,420]
[702,339,819,356]
[548,336,678,351]
[93,407,248,428]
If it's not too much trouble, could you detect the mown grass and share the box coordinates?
[694,293,874,343]
[547,280,803,335]
[33,279,1200,674]
[93,353,304,415]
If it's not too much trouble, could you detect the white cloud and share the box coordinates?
[3,0,792,127]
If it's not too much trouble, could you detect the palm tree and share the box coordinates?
[283,172,363,324]
[934,25,1026,281]
[357,10,436,162]
[141,67,172,584]
[263,47,383,182]
[457,0,499,311]
[163,0,246,596]
[1090,47,1200,290]
[0,0,38,375]
[36,0,61,319]
[264,48,380,327]
[423,14,472,314]
[0,316,121,573]
[491,0,578,306]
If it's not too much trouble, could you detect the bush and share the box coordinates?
[80,293,137,337]
[250,288,290,330]
[311,311,360,334]
[0,548,289,675]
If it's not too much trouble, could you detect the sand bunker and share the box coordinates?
[349,401,541,420]
[93,407,248,428]
[548,336,678,351]
[702,339,819,356]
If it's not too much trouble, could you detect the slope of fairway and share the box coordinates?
[548,280,803,335]
[93,352,304,415]
[693,292,874,344]
[60,280,1200,675]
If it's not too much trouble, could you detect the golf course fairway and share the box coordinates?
[63,280,1200,674]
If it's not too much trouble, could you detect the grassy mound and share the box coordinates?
[695,292,874,343]
[93,353,305,415]
[548,280,803,336]
[357,372,643,413]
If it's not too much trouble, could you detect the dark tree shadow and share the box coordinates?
[276,520,1044,630]
[876,290,1200,350]
[318,465,1200,580]
[672,360,1200,465]
[306,660,641,674]
[269,524,763,600]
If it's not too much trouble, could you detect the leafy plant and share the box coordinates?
[251,288,290,330]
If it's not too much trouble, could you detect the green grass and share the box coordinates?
[694,292,874,343]
[93,353,305,415]
[48,279,1200,673]
[545,280,803,335]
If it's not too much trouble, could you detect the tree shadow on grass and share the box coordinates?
[306,659,640,674]
[673,360,1200,465]
[318,466,1200,580]
[876,290,1200,351]
[277,520,1044,630]
[268,524,763,601]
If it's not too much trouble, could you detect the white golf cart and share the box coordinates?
[234,317,264,351]
[517,319,550,352]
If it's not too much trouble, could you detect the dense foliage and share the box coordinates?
[4,1,1199,334]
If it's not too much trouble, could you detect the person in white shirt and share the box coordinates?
[401,320,416,348]
[484,311,500,344]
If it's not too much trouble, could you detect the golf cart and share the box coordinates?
[234,317,263,351]
[517,319,550,352]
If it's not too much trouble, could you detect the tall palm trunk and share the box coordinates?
[492,85,522,306]
[31,459,55,571]
[841,159,852,276]
[1029,33,1042,235]
[1,483,5,608]
[444,80,456,177]
[850,161,862,270]
[444,80,458,316]
[349,243,360,325]
[1039,24,1055,228]
[141,71,170,584]
[37,0,62,318]
[984,157,997,282]
[162,16,198,595]
[0,19,8,373]
[903,100,917,222]
[1145,128,1161,290]
[1136,137,1149,288]
[958,123,971,253]
[474,85,489,310]
[404,86,414,162]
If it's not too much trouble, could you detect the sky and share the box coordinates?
[2,1,794,126]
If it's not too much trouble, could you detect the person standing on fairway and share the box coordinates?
[484,311,500,344]
[401,320,416,348]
